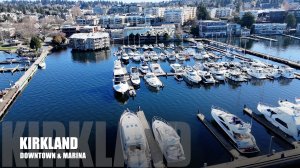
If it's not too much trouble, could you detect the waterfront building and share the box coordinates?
[61,25,79,37]
[99,14,157,28]
[199,20,227,37]
[296,24,300,35]
[241,27,251,37]
[252,23,287,35]
[69,32,110,51]
[123,24,175,38]
[227,23,241,36]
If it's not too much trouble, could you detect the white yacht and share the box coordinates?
[132,52,141,62]
[144,72,163,89]
[139,62,150,74]
[167,54,176,61]
[113,60,129,94]
[183,66,202,84]
[159,53,167,61]
[278,99,300,111]
[121,53,130,62]
[152,117,186,163]
[170,63,184,74]
[265,68,281,78]
[119,110,151,167]
[150,51,159,61]
[211,107,260,154]
[257,103,300,141]
[280,66,295,79]
[198,71,216,84]
[246,67,267,79]
[38,62,46,69]
[296,98,300,104]
[130,67,140,86]
[226,71,247,82]
[150,63,165,75]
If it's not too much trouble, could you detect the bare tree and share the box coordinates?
[70,6,82,19]
[14,16,39,40]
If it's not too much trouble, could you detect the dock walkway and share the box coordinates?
[0,47,49,118]
[282,34,300,40]
[136,110,165,168]
[250,35,278,42]
[243,107,300,148]
[196,113,245,160]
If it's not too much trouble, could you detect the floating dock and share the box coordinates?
[0,47,49,118]
[282,34,300,40]
[196,113,245,160]
[0,65,29,73]
[197,39,300,69]
[207,148,300,168]
[250,35,278,42]
[243,107,300,148]
[240,36,260,41]
[136,110,165,168]
[0,58,35,64]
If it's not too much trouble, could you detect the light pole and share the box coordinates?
[268,136,274,155]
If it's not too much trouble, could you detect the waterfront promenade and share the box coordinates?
[0,47,49,118]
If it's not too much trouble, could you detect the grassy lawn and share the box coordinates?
[0,46,18,51]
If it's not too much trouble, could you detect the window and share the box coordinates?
[221,122,230,130]
[275,118,288,128]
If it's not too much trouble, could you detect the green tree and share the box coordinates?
[163,33,170,41]
[241,12,255,29]
[190,26,199,37]
[197,4,211,20]
[285,14,296,28]
[30,36,41,51]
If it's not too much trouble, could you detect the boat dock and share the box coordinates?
[196,113,245,160]
[240,36,260,41]
[136,109,165,168]
[197,38,300,69]
[0,65,28,73]
[282,34,300,40]
[207,148,300,168]
[0,47,49,118]
[250,35,278,42]
[0,58,35,64]
[243,107,300,148]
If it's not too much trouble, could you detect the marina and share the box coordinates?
[0,35,300,167]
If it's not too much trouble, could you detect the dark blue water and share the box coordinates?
[0,36,300,167]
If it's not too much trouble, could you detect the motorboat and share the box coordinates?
[265,68,281,78]
[167,54,176,61]
[280,66,295,79]
[226,70,247,82]
[159,53,167,61]
[130,67,140,86]
[113,60,129,94]
[132,52,141,62]
[119,109,151,167]
[194,53,205,60]
[139,62,150,74]
[257,103,300,141]
[144,72,163,89]
[150,51,159,61]
[176,54,186,61]
[246,67,267,79]
[170,63,184,74]
[183,66,202,84]
[121,52,130,62]
[278,99,300,111]
[198,71,216,84]
[159,43,165,48]
[200,50,210,59]
[211,106,260,154]
[150,63,165,75]
[152,116,186,162]
[38,62,46,69]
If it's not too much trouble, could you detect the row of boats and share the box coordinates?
[119,109,185,167]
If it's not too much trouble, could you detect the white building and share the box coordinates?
[253,23,287,35]
[144,7,165,17]
[123,24,175,38]
[164,6,196,25]
[69,32,110,51]
[199,20,228,37]
[213,8,232,18]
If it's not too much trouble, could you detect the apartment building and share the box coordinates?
[164,6,196,25]
[199,20,228,37]
[69,32,110,51]
[252,23,287,35]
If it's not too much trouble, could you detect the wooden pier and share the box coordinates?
[243,107,300,148]
[136,110,165,168]
[196,113,245,160]
[0,47,49,118]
